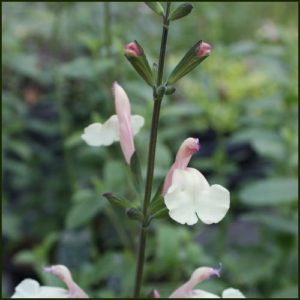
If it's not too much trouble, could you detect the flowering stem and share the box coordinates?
[133,3,171,298]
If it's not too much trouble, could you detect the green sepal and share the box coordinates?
[125,40,154,86]
[103,192,133,209]
[149,181,165,214]
[129,152,143,195]
[169,3,193,21]
[144,2,165,16]
[150,207,169,220]
[167,40,209,84]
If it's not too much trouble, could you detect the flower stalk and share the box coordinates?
[133,2,171,298]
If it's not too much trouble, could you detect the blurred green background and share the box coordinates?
[2,2,298,298]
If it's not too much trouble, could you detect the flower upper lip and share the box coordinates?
[81,82,144,164]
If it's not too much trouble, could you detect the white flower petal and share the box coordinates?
[131,115,145,135]
[191,289,220,298]
[222,288,245,298]
[195,184,230,224]
[81,115,119,146]
[171,168,209,192]
[12,279,40,297]
[164,168,229,226]
[101,115,120,144]
[11,279,69,298]
[38,287,69,298]
[165,169,208,225]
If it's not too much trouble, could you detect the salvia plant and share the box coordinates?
[11,2,246,298]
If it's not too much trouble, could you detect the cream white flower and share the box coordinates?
[163,138,230,226]
[81,82,144,164]
[11,279,69,298]
[11,265,88,298]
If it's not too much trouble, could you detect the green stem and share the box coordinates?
[133,3,171,298]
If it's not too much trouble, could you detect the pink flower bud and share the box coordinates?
[197,41,212,57]
[112,82,135,164]
[162,138,200,195]
[124,42,141,57]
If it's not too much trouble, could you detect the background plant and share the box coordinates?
[2,2,298,298]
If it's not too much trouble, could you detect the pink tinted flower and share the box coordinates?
[81,82,144,164]
[162,138,200,195]
[169,266,245,298]
[112,82,135,164]
[163,137,230,226]
[11,265,89,298]
[170,267,220,298]
[124,42,141,57]
[44,265,88,298]
[197,41,212,57]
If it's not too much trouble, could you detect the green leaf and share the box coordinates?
[66,194,105,229]
[272,286,298,298]
[230,128,285,160]
[241,212,298,235]
[13,251,35,265]
[129,152,143,194]
[64,132,83,149]
[169,3,193,21]
[2,213,20,240]
[103,192,133,209]
[239,178,298,206]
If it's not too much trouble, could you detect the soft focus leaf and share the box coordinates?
[241,212,298,235]
[272,285,298,298]
[239,178,298,206]
[66,194,105,229]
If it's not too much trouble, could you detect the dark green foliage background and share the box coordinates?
[2,2,298,298]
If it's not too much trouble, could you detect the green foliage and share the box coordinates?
[239,178,298,206]
[66,189,105,230]
[2,2,298,299]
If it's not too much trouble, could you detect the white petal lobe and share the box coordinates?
[196,184,230,224]
[11,279,68,298]
[131,115,145,135]
[81,115,119,147]
[222,288,245,298]
[191,289,220,298]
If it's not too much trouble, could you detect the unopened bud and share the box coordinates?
[155,85,166,98]
[124,42,141,57]
[103,192,132,209]
[169,3,193,21]
[124,40,154,86]
[197,42,212,57]
[147,289,161,298]
[165,86,176,95]
[167,40,212,85]
[126,207,144,222]
[145,2,164,16]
